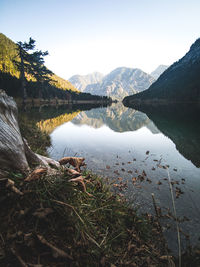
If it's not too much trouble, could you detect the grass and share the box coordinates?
[18,112,51,156]
[0,170,170,266]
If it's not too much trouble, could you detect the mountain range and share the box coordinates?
[69,72,103,92]
[123,38,200,104]
[69,67,161,100]
[71,103,159,133]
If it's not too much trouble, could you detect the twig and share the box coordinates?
[151,193,162,232]
[100,227,109,246]
[10,247,28,267]
[36,234,73,260]
[52,199,85,225]
[52,199,101,248]
[166,168,181,267]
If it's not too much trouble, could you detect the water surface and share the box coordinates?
[43,103,200,253]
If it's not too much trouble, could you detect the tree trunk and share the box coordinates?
[19,47,27,106]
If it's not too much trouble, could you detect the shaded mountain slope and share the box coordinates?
[123,39,200,104]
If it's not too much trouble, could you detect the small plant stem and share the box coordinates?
[167,168,181,267]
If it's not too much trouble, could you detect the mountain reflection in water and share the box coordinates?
[126,104,200,168]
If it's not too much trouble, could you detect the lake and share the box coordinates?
[36,102,200,253]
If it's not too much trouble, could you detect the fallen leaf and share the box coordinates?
[142,170,147,176]
[59,157,86,172]
[132,177,137,182]
[146,151,150,155]
[25,168,47,182]
[65,168,80,177]
[146,178,152,183]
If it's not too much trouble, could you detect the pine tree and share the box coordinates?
[16,38,35,104]
[29,50,52,99]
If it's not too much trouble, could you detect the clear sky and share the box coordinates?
[0,0,200,79]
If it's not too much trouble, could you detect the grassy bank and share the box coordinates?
[0,169,171,266]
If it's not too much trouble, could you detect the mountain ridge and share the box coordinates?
[150,65,168,79]
[123,38,200,104]
[69,72,104,92]
[70,67,155,100]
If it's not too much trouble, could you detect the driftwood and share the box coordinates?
[0,90,29,175]
[0,90,61,177]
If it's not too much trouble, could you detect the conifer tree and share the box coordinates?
[16,38,52,103]
[16,38,35,104]
[29,50,52,99]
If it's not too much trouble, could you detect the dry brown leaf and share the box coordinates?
[68,176,93,196]
[106,165,110,169]
[65,168,80,177]
[0,178,23,195]
[142,170,147,176]
[25,168,47,182]
[59,157,86,172]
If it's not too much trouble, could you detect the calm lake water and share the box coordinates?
[36,102,200,253]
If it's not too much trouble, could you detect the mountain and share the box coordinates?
[69,72,104,92]
[83,67,155,100]
[123,39,200,104]
[150,65,168,79]
[71,103,159,133]
[0,33,77,93]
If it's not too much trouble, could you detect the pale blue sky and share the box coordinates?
[0,0,200,79]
